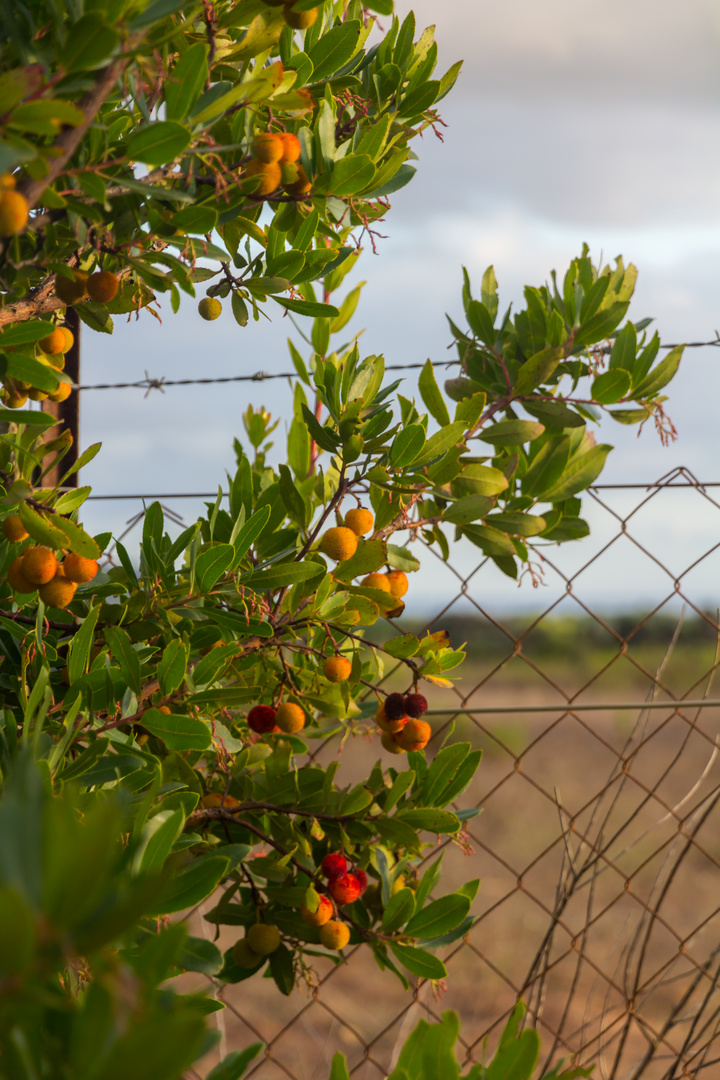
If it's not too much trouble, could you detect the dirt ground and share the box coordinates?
[181,627,720,1080]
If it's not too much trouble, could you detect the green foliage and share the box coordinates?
[0,2,686,1077]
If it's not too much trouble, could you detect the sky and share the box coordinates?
[74,0,720,615]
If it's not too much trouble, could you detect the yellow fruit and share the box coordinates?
[275,702,305,733]
[381,730,405,755]
[361,572,391,593]
[323,655,352,683]
[285,163,312,196]
[60,327,74,352]
[320,526,357,562]
[198,297,222,321]
[0,174,16,190]
[55,270,88,305]
[395,718,431,753]
[38,328,67,355]
[344,507,373,536]
[7,555,36,593]
[253,133,284,163]
[243,159,282,196]
[232,939,263,968]
[62,553,99,583]
[48,382,72,403]
[385,570,408,598]
[0,190,29,237]
[38,574,76,608]
[23,546,58,585]
[246,923,281,955]
[2,515,29,542]
[319,920,350,950]
[300,895,333,926]
[87,271,119,304]
[284,4,318,29]
[27,388,48,401]
[4,391,27,408]
[278,132,302,164]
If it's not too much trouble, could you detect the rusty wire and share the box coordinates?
[166,464,720,1079]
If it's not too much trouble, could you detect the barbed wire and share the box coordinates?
[76,336,720,394]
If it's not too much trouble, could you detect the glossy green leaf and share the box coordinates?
[592,368,632,404]
[396,808,460,833]
[196,544,234,593]
[205,1046,263,1080]
[418,359,451,427]
[478,419,545,446]
[391,424,425,467]
[6,353,60,393]
[542,444,613,503]
[307,21,363,81]
[443,494,493,526]
[126,121,192,166]
[514,346,563,395]
[382,887,416,933]
[632,344,684,399]
[243,560,324,591]
[165,42,209,121]
[105,626,142,695]
[141,708,211,751]
[390,942,446,980]
[405,894,470,938]
[273,297,340,318]
[147,855,230,915]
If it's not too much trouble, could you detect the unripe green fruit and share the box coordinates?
[319,920,350,950]
[198,297,222,320]
[232,939,263,968]
[246,923,281,955]
[55,270,88,305]
[320,526,358,562]
[444,376,482,402]
[342,434,365,462]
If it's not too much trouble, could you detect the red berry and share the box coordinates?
[328,873,361,906]
[384,693,407,721]
[351,869,368,895]
[404,693,428,718]
[321,852,347,879]
[247,704,276,733]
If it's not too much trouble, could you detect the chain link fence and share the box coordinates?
[166,466,720,1080]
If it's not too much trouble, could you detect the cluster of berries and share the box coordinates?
[3,526,98,609]
[375,692,431,756]
[320,507,410,617]
[2,323,74,410]
[244,130,310,199]
[246,701,306,735]
[0,173,28,238]
[262,0,319,30]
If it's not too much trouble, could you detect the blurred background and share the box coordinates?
[73,0,719,616]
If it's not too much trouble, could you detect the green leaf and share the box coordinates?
[232,504,271,564]
[179,935,224,976]
[148,855,230,915]
[382,887,416,933]
[18,502,69,548]
[6,353,60,393]
[0,408,55,426]
[172,205,219,234]
[332,538,387,583]
[387,1012,460,1080]
[396,808,460,833]
[522,436,571,498]
[412,422,467,468]
[542,444,613,503]
[328,1054,351,1080]
[462,524,518,558]
[126,121,192,166]
[0,320,55,346]
[273,297,340,318]
[484,1030,540,1080]
[243,560,324,591]
[157,639,188,697]
[514,346,563,395]
[391,424,425,467]
[165,42,209,121]
[443,494,494,526]
[478,419,545,446]
[75,299,113,335]
[522,398,585,429]
[608,321,637,371]
[485,512,546,537]
[466,299,496,345]
[196,544,234,593]
[62,14,119,73]
[269,943,295,996]
[398,80,440,118]
[205,1046,263,1080]
[418,360,451,427]
[327,154,376,197]
[55,516,102,559]
[67,605,101,684]
[384,634,420,660]
[390,942,446,980]
[592,368,632,404]
[301,403,340,452]
[405,894,471,938]
[572,302,629,351]
[308,21,363,81]
[105,626,142,695]
[631,344,684,399]
[141,708,211,751]
[134,809,185,875]
[386,545,420,572]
